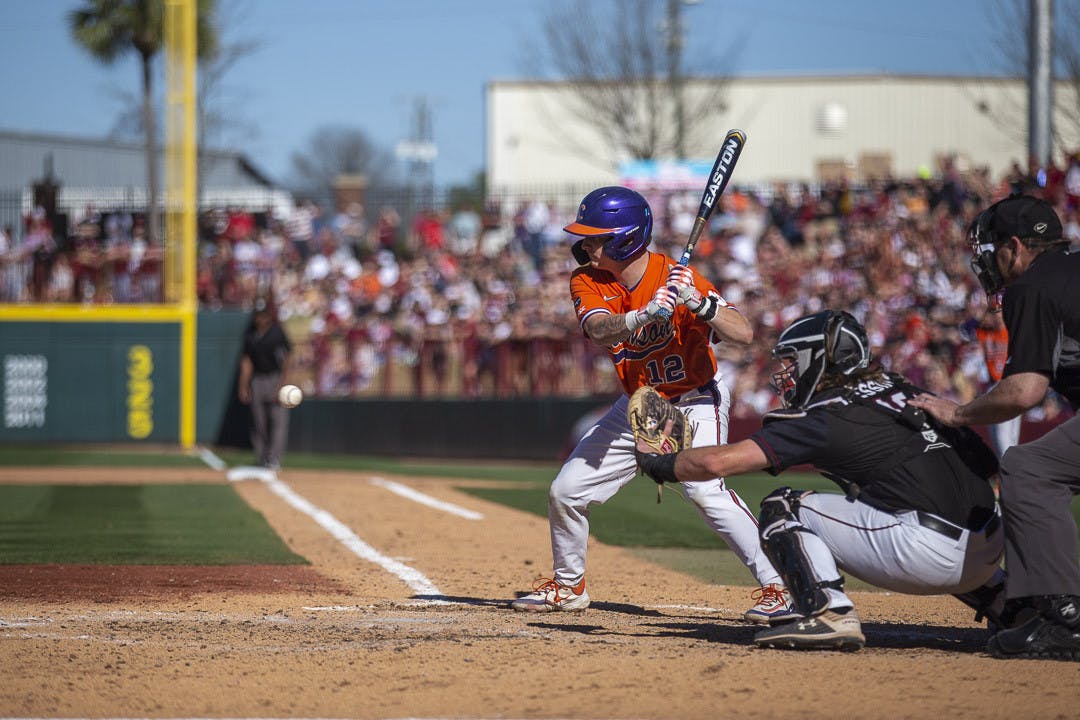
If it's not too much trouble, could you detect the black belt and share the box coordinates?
[669,380,717,404]
[915,511,1000,541]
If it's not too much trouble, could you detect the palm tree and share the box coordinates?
[69,0,218,248]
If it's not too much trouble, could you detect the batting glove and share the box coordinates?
[645,284,678,317]
[626,285,678,331]
[665,264,695,289]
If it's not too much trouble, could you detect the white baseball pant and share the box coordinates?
[547,371,782,589]
[786,492,1003,609]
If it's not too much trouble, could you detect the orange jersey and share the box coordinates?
[570,251,723,398]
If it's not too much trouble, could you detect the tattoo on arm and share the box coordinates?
[586,313,632,347]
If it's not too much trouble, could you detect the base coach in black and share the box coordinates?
[911,195,1080,661]
[238,298,293,470]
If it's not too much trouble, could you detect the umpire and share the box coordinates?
[238,298,293,470]
[911,195,1080,661]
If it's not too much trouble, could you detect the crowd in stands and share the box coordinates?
[0,206,162,304]
[3,154,1080,422]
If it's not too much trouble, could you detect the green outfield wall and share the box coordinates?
[3,311,1067,462]
[0,311,248,444]
[284,397,613,461]
[0,309,612,459]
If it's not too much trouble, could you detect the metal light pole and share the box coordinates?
[666,0,703,160]
[395,98,438,208]
[1029,0,1054,172]
[667,0,687,160]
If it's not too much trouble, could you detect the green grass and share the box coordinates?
[462,471,841,549]
[216,449,560,482]
[0,484,307,565]
[629,547,881,592]
[3,445,1078,589]
[0,445,206,468]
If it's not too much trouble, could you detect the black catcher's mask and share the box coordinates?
[770,310,872,409]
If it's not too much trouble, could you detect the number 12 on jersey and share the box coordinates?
[645,355,686,385]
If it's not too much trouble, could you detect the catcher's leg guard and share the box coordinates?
[759,487,843,617]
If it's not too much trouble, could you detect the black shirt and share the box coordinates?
[749,372,998,529]
[1001,246,1080,408]
[242,323,291,375]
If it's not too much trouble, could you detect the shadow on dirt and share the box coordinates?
[412,594,510,608]
[419,596,670,616]
[415,594,990,654]
[526,616,989,653]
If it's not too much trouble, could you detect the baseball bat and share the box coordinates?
[656,128,747,320]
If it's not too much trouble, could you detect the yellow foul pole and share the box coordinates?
[166,0,197,449]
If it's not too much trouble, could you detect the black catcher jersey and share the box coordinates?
[749,372,998,529]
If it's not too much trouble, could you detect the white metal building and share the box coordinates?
[486,74,1080,193]
[0,130,293,235]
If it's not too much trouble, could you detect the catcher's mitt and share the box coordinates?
[628,386,691,501]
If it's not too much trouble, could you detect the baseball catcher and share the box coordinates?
[634,309,1009,651]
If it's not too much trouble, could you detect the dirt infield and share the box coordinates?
[1,466,1077,720]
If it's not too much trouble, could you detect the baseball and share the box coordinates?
[278,384,303,408]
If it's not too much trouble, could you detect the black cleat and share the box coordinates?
[988,616,1080,661]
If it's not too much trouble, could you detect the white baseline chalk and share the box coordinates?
[368,477,483,520]
[194,446,226,471]
[259,475,442,597]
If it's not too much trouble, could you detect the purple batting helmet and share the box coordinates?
[564,186,652,265]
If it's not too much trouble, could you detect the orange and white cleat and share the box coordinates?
[511,577,590,613]
[744,583,798,624]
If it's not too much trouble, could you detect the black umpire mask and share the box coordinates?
[968,208,1005,304]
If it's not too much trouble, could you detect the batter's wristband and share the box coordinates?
[625,309,648,332]
[696,296,720,322]
[636,451,680,485]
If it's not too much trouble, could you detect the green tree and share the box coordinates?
[69,0,219,247]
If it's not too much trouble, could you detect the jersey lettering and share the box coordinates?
[873,391,908,414]
[627,318,675,347]
[849,374,953,454]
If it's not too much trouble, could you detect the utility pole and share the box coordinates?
[666,0,702,160]
[1028,0,1054,173]
[396,97,438,210]
[667,0,686,160]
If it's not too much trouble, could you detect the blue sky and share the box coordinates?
[0,0,1016,188]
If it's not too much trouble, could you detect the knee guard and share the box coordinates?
[759,487,844,617]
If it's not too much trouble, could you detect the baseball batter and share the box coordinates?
[511,186,791,621]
